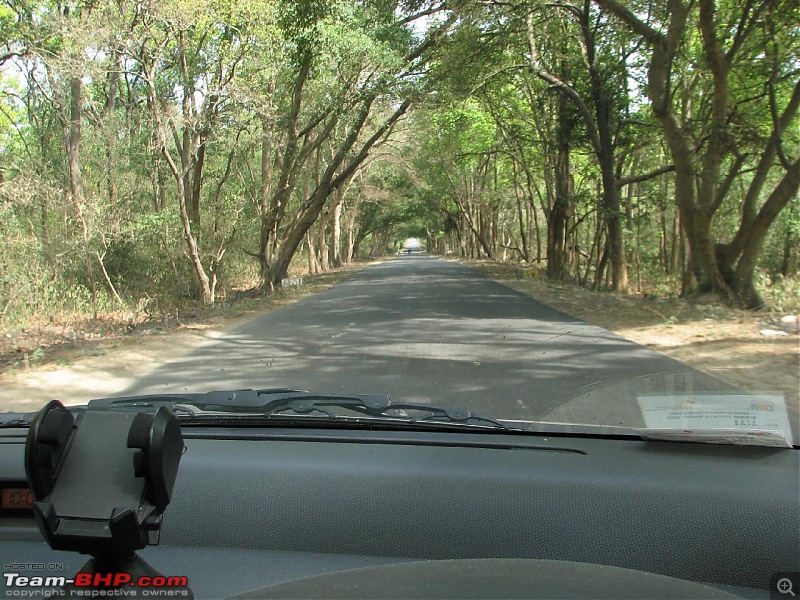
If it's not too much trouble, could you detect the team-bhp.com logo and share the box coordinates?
[4,571,189,597]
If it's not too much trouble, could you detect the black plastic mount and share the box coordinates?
[24,400,188,596]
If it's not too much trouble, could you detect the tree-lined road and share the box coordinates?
[123,257,726,424]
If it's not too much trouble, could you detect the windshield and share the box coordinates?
[0,0,798,447]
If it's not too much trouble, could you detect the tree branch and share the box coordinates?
[591,0,664,44]
[712,153,746,212]
[616,165,675,188]
[527,13,602,156]
[396,4,447,26]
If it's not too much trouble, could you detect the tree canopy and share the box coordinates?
[0,0,797,327]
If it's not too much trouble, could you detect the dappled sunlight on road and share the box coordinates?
[119,257,731,425]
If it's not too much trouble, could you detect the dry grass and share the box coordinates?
[1,261,374,378]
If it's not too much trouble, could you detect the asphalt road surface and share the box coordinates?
[120,256,733,426]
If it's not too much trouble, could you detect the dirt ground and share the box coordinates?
[0,263,377,412]
[460,259,800,417]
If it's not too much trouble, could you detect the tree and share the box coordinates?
[253,1,457,289]
[131,0,257,303]
[596,0,800,305]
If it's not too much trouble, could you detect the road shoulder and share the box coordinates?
[453,257,799,416]
[1,262,379,411]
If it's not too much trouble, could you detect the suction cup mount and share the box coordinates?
[25,400,190,598]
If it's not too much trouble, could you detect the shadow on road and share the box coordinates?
[121,256,732,424]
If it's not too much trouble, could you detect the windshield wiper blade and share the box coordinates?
[0,412,37,428]
[88,388,511,430]
[87,388,306,410]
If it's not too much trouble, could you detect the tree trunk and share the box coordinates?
[599,150,629,292]
[317,207,330,272]
[331,187,344,268]
[306,231,321,275]
[595,240,609,289]
[175,170,214,304]
[144,61,214,304]
[104,53,120,205]
[732,158,800,307]
[345,195,361,263]
[548,97,571,280]
[66,75,99,318]
[512,161,530,261]
[67,77,83,208]
[669,210,680,276]
[190,139,206,225]
[269,184,333,286]
[717,80,800,283]
[263,96,409,289]
[259,107,276,288]
[458,197,493,258]
[780,229,796,277]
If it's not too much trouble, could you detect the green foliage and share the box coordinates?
[755,272,800,314]
[429,103,497,155]
[0,0,797,331]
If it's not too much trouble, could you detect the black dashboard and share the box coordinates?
[1,425,798,599]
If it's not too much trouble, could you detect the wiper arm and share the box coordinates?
[88,388,511,430]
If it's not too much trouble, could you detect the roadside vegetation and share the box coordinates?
[0,0,797,358]
[1,262,370,377]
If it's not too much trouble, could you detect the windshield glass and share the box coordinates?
[0,0,798,446]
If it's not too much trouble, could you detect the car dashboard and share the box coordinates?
[1,423,798,599]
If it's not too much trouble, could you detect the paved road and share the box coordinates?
[122,256,730,426]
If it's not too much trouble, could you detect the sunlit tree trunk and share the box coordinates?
[331,186,344,268]
[65,75,100,318]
